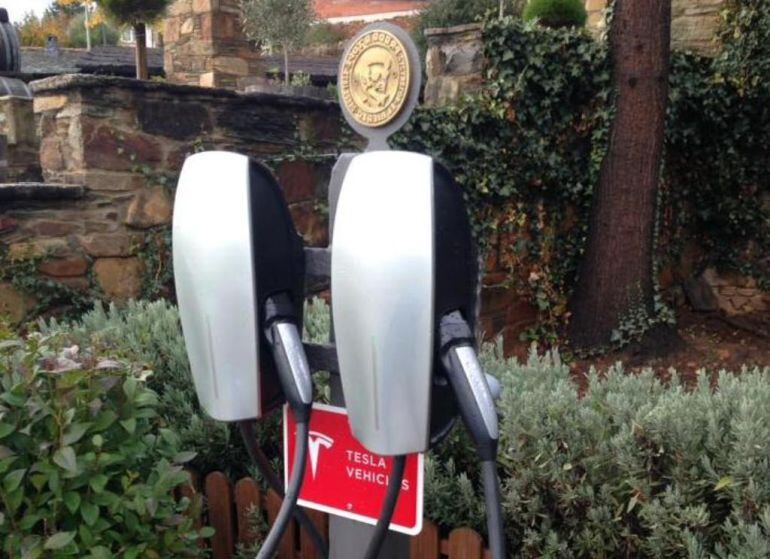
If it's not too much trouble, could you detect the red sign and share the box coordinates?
[283,403,423,535]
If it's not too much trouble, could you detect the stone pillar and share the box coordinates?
[163,0,262,89]
[0,96,42,181]
[423,23,484,107]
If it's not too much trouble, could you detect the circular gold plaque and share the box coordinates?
[340,30,411,128]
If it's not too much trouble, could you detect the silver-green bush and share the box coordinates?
[41,300,770,556]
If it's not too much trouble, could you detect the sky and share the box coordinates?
[7,0,55,22]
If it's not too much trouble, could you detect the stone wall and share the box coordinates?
[423,23,484,108]
[164,0,262,88]
[0,96,41,182]
[424,0,726,106]
[0,74,340,321]
[585,0,725,54]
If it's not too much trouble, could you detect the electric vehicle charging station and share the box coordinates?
[171,21,505,559]
[173,152,325,559]
[330,23,506,559]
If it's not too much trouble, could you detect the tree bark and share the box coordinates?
[568,0,671,349]
[134,22,148,80]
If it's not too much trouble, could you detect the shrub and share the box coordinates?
[0,331,209,558]
[38,298,334,478]
[412,0,525,50]
[429,343,770,557]
[522,0,588,28]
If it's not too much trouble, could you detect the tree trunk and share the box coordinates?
[568,0,671,349]
[134,22,148,80]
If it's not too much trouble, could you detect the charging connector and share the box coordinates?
[439,311,506,559]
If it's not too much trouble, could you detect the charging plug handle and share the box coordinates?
[439,311,498,462]
[264,293,312,423]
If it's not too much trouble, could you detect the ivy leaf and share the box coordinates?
[44,531,76,550]
[0,422,15,439]
[62,423,90,446]
[4,468,26,492]
[89,474,109,493]
[81,501,99,527]
[172,451,197,464]
[53,446,77,473]
[120,418,137,434]
[63,491,81,513]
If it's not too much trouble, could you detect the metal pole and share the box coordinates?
[84,2,91,51]
[326,155,409,559]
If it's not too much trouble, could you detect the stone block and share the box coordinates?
[276,160,319,203]
[137,99,211,140]
[165,18,181,43]
[81,171,146,191]
[0,216,18,233]
[289,201,328,248]
[167,0,193,17]
[181,17,195,35]
[684,274,719,312]
[0,282,37,323]
[28,220,83,236]
[193,0,216,12]
[78,233,137,257]
[125,187,173,229]
[33,95,69,114]
[39,137,64,172]
[38,256,89,277]
[8,239,69,260]
[481,285,518,315]
[93,257,144,300]
[212,56,249,76]
[84,127,162,172]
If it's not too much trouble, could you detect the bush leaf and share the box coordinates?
[44,531,76,550]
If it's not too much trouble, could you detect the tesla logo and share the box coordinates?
[307,431,334,479]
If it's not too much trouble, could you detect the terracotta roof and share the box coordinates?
[19,46,163,77]
[313,0,430,19]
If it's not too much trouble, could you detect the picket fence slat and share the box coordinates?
[188,471,492,558]
[411,519,441,559]
[448,527,483,559]
[206,472,235,559]
[266,489,298,559]
[235,477,262,546]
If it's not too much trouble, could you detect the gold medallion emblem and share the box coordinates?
[340,30,411,128]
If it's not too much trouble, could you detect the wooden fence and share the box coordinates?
[181,470,492,559]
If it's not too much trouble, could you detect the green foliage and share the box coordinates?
[95,0,170,26]
[0,331,208,557]
[0,247,97,322]
[239,0,313,50]
[413,0,525,50]
[38,297,335,478]
[394,18,612,339]
[715,0,770,97]
[290,71,312,88]
[305,22,345,46]
[395,10,770,342]
[664,55,770,287]
[427,343,770,557]
[67,13,120,47]
[522,0,588,28]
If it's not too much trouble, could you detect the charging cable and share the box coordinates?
[256,294,314,559]
[363,455,407,559]
[238,421,328,558]
[439,311,506,559]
